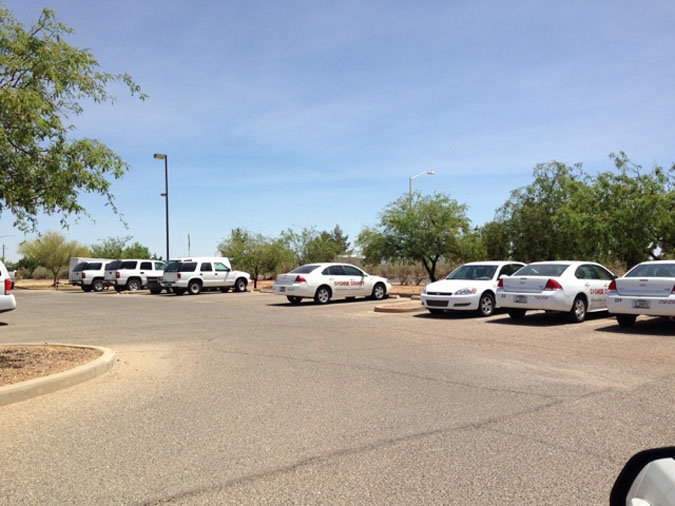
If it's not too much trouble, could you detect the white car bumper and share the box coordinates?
[497,290,572,312]
[0,294,16,313]
[607,294,675,317]
[273,283,316,298]
[420,293,479,311]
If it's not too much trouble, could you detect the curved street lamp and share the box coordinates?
[409,170,435,205]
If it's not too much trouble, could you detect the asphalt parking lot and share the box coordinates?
[1,290,674,505]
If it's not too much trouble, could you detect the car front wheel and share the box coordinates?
[235,278,247,292]
[371,283,386,300]
[478,292,495,317]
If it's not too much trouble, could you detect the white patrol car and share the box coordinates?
[421,261,525,316]
[273,262,391,304]
[0,260,16,314]
[104,259,166,292]
[69,259,111,292]
[159,257,250,295]
[607,260,675,327]
[497,261,617,323]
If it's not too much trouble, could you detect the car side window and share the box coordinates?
[575,265,595,279]
[141,262,152,270]
[214,263,229,272]
[343,265,364,276]
[200,262,213,272]
[325,265,345,276]
[155,262,165,270]
[591,265,614,280]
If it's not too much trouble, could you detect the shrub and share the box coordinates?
[31,266,51,279]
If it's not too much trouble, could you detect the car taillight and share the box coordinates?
[294,275,306,283]
[497,278,503,288]
[608,279,616,291]
[81,272,86,279]
[544,278,562,290]
[4,278,11,293]
[115,271,120,279]
[177,273,181,279]
[672,284,675,294]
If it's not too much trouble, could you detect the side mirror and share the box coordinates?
[610,447,675,506]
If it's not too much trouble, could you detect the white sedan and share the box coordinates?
[497,261,616,323]
[607,260,675,327]
[421,261,525,316]
[273,263,391,304]
[0,260,16,314]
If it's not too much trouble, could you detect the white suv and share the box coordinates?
[69,260,111,292]
[0,260,16,314]
[160,257,250,295]
[104,259,166,292]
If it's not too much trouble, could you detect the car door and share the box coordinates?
[199,262,216,287]
[588,264,614,310]
[214,262,231,286]
[139,261,153,285]
[322,265,349,296]
[342,265,368,295]
[574,264,602,310]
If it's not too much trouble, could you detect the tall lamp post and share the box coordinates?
[409,170,435,205]
[153,153,170,260]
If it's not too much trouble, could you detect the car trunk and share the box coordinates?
[275,274,299,286]
[615,278,675,297]
[502,276,550,293]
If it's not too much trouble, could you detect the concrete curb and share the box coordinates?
[0,344,115,408]
[374,302,425,313]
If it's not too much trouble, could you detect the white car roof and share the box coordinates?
[461,261,524,266]
[634,260,675,264]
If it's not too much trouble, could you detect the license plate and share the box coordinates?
[279,286,286,293]
[633,299,650,309]
[515,295,528,303]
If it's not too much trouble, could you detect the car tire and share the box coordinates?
[113,285,124,293]
[149,288,162,295]
[569,295,587,323]
[92,279,105,292]
[508,309,526,320]
[81,285,92,292]
[314,286,331,305]
[188,280,202,295]
[371,282,387,300]
[127,279,141,292]
[220,287,231,293]
[287,296,302,305]
[477,292,495,317]
[173,288,186,295]
[234,278,247,292]
[427,308,445,315]
[616,314,637,327]
[346,296,356,301]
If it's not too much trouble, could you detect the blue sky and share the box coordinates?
[2,0,675,261]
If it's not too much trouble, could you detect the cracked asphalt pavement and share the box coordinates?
[1,290,674,505]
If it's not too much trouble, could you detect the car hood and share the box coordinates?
[424,279,494,293]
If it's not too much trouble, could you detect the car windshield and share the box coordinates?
[445,265,497,280]
[164,260,181,273]
[290,264,320,274]
[626,263,675,278]
[515,263,570,277]
[73,262,88,271]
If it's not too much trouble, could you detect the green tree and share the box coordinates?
[280,226,345,265]
[479,220,511,260]
[357,192,471,281]
[593,152,675,267]
[496,162,600,263]
[18,230,87,285]
[89,236,153,259]
[218,228,294,288]
[0,6,145,231]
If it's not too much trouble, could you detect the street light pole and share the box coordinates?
[154,153,169,260]
[408,170,436,205]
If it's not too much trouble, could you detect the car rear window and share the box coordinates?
[515,263,570,277]
[179,262,197,272]
[626,263,675,278]
[164,261,180,272]
[120,261,137,270]
[290,264,320,274]
[73,262,88,271]
[86,262,102,270]
[105,260,122,270]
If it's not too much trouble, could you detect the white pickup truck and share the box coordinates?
[104,259,166,292]
[160,257,250,295]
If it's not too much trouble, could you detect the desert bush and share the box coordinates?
[31,266,51,279]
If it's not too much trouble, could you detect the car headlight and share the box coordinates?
[455,288,477,296]
[421,285,427,295]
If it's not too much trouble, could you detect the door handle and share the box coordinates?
[140,272,145,274]
[585,282,590,287]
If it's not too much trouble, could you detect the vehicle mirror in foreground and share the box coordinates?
[610,447,675,506]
